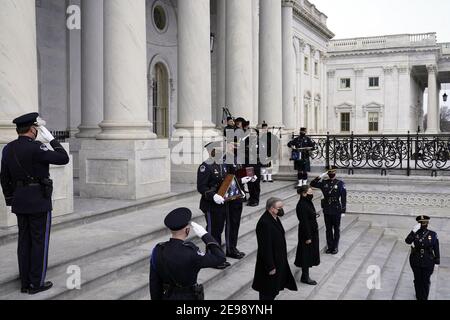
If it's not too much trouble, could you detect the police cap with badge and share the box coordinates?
[13,112,41,129]
[164,207,192,231]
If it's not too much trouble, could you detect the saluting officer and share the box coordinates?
[405,215,440,300]
[0,113,69,294]
[287,127,316,188]
[149,208,226,300]
[310,166,346,255]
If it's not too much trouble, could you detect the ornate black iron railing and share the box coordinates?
[291,132,450,176]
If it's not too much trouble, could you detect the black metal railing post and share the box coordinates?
[325,132,330,169]
[407,131,411,176]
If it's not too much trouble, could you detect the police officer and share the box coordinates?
[241,121,260,207]
[149,208,226,300]
[288,127,316,188]
[0,113,69,294]
[260,122,274,183]
[197,141,251,267]
[405,215,440,300]
[223,117,235,137]
[310,166,346,255]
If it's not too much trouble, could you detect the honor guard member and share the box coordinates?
[241,121,261,207]
[310,166,346,255]
[223,117,235,137]
[149,208,226,300]
[405,215,440,300]
[0,113,69,294]
[288,128,316,188]
[260,122,274,183]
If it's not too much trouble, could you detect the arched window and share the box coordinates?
[152,63,169,138]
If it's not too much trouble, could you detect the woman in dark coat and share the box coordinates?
[252,197,298,300]
[294,185,320,285]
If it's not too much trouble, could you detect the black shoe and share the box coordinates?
[331,249,339,255]
[227,251,246,260]
[301,278,318,286]
[325,248,333,254]
[213,261,231,270]
[20,287,29,294]
[28,282,53,295]
[247,202,258,207]
[268,180,274,183]
[262,180,267,183]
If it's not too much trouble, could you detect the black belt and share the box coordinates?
[16,181,41,187]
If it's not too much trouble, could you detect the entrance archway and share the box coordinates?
[152,63,169,138]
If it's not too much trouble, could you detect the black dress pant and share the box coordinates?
[411,265,434,300]
[16,212,52,288]
[247,166,261,204]
[324,214,341,250]
[205,205,227,247]
[225,200,243,254]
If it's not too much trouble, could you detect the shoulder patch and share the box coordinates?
[40,144,49,152]
[200,165,206,173]
[196,249,205,257]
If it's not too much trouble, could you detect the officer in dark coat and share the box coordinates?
[294,185,320,285]
[242,121,260,207]
[197,141,250,267]
[287,127,316,188]
[310,166,346,255]
[223,117,235,137]
[149,208,226,300]
[0,113,69,294]
[405,215,440,300]
[252,198,297,300]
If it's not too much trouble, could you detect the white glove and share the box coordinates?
[412,223,421,233]
[319,172,328,179]
[251,175,258,183]
[213,194,225,205]
[191,221,208,238]
[38,126,55,142]
[241,176,252,184]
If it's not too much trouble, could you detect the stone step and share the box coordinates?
[70,196,305,301]
[341,234,398,300]
[271,220,371,300]
[0,182,300,300]
[436,267,450,300]
[232,216,362,301]
[368,240,410,300]
[0,184,199,246]
[309,227,385,300]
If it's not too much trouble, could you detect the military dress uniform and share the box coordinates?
[0,113,69,294]
[287,129,316,187]
[310,167,346,254]
[405,215,440,300]
[149,208,226,300]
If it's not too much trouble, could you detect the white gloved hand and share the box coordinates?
[412,223,421,233]
[213,194,225,205]
[251,175,258,183]
[319,172,328,179]
[241,176,252,184]
[38,126,55,142]
[191,221,208,238]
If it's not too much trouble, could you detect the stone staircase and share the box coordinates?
[0,180,448,300]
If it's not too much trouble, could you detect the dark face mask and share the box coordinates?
[306,194,314,201]
[328,173,336,179]
[276,208,285,217]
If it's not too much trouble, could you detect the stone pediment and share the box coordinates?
[334,102,355,116]
[363,102,384,116]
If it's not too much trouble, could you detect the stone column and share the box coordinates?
[96,0,154,140]
[383,66,395,133]
[259,0,283,127]
[77,0,104,138]
[0,1,39,144]
[282,1,295,130]
[174,0,217,137]
[252,0,260,125]
[0,1,39,226]
[397,66,411,133]
[79,0,170,199]
[309,47,316,133]
[216,0,226,125]
[327,69,336,132]
[298,40,306,128]
[426,65,439,133]
[226,0,253,122]
[354,67,364,133]
[320,52,327,133]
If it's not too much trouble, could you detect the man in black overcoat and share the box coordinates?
[252,198,297,300]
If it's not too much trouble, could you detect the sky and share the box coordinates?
[311,0,450,43]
